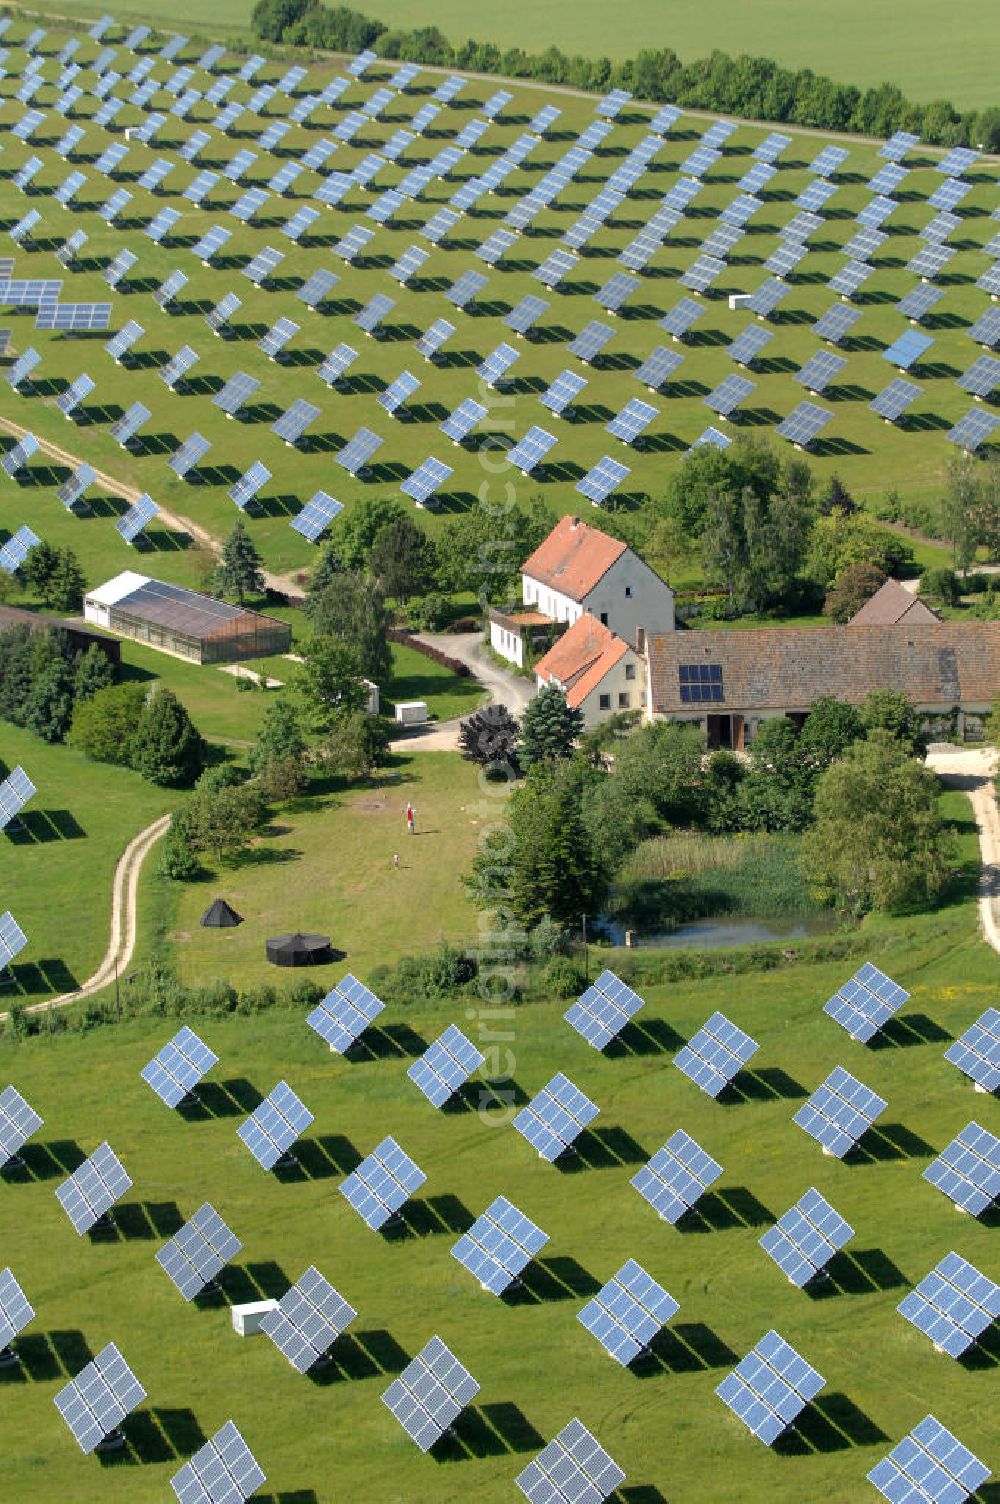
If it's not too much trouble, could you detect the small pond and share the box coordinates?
[600,912,841,950]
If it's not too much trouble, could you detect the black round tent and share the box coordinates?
[201,897,244,928]
[265,932,331,967]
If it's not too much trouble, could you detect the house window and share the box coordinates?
[618,692,630,708]
[625,663,636,681]
[625,586,632,598]
[599,694,611,710]
[600,612,608,626]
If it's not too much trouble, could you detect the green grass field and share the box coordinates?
[168,748,484,987]
[0,724,181,998]
[15,0,1000,109]
[0,23,997,613]
[2,790,998,1503]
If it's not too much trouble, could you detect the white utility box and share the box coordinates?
[231,1299,278,1336]
[728,293,753,311]
[394,700,429,726]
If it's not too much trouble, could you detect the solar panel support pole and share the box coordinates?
[0,1344,18,1368]
[95,1428,126,1454]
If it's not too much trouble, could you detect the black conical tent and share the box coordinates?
[265,931,331,967]
[201,897,244,928]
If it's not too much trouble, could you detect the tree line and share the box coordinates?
[252,0,1000,149]
[464,684,955,930]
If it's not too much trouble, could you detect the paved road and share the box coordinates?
[411,632,536,716]
[926,744,1000,954]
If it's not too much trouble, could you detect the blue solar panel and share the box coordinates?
[407,1025,485,1107]
[517,1419,624,1503]
[716,1330,824,1444]
[156,1203,241,1301]
[869,1416,990,1504]
[579,1259,679,1366]
[513,1073,599,1162]
[291,491,342,544]
[452,1196,548,1295]
[944,1007,1000,1091]
[260,1266,357,1373]
[793,1065,886,1157]
[823,962,909,1041]
[565,969,644,1048]
[923,1121,1000,1216]
[674,1012,758,1097]
[883,328,934,370]
[898,1251,1000,1358]
[341,1136,425,1230]
[759,1188,854,1287]
[0,1085,43,1168]
[141,1026,219,1108]
[307,973,384,1053]
[237,1081,313,1171]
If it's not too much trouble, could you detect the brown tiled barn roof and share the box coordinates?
[647,623,1000,715]
[849,578,941,626]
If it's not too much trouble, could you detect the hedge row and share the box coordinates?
[387,626,471,677]
[250,0,1000,148]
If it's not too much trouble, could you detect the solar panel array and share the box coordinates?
[759,1187,854,1287]
[517,1418,625,1503]
[55,1141,132,1234]
[0,1084,42,1169]
[116,493,158,544]
[156,1203,242,1300]
[407,1024,485,1107]
[0,766,36,831]
[793,1066,887,1157]
[823,962,910,1042]
[674,1012,758,1097]
[564,968,644,1049]
[868,1416,989,1504]
[307,973,384,1052]
[141,1025,219,1108]
[578,1259,679,1365]
[237,1080,313,1170]
[923,1121,1000,1216]
[54,1343,146,1454]
[340,1135,426,1230]
[944,1007,1000,1091]
[513,1072,598,1162]
[716,1330,825,1444]
[261,1266,357,1373]
[381,1336,479,1452]
[0,1267,34,1353]
[171,1420,265,1504]
[897,1251,1000,1358]
[451,1195,548,1295]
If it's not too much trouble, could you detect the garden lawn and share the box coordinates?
[1,829,998,1503]
[386,639,486,721]
[167,748,486,988]
[0,724,181,1000]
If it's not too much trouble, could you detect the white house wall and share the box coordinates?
[490,618,525,667]
[582,554,675,640]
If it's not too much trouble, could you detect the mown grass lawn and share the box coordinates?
[167,748,487,989]
[0,724,182,999]
[1,820,997,1503]
[385,640,486,721]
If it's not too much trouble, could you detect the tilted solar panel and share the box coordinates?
[868,1416,989,1504]
[579,1259,679,1365]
